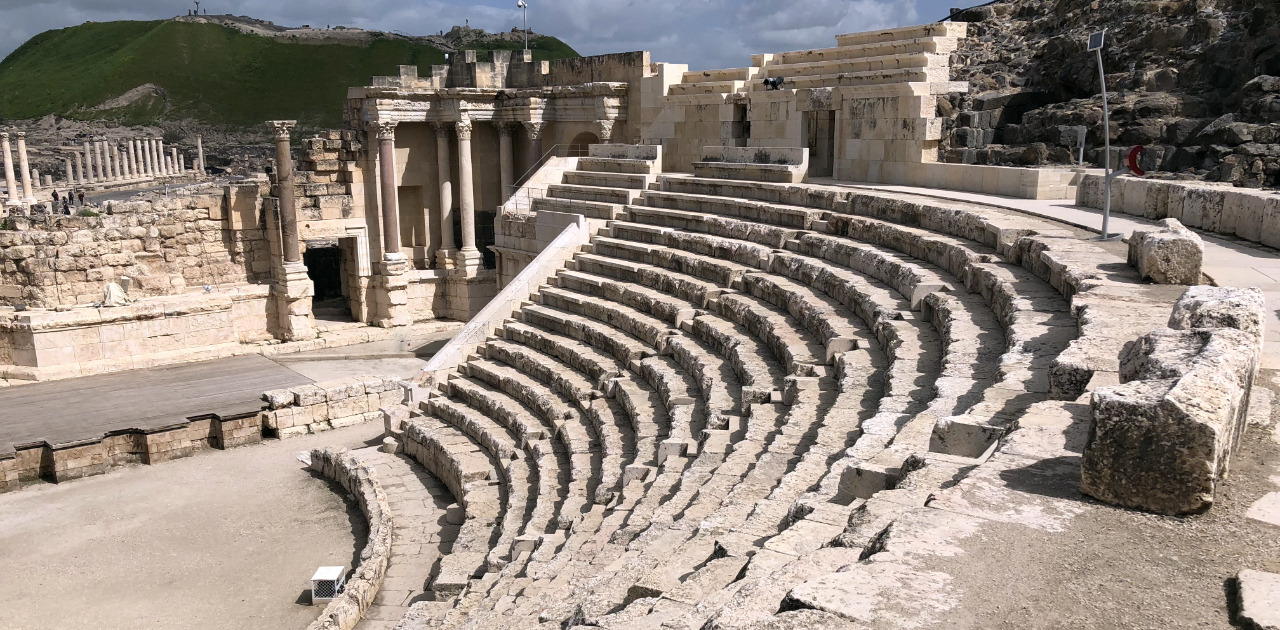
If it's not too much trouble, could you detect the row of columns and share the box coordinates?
[2,131,208,207]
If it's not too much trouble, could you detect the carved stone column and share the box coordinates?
[132,140,141,178]
[196,135,206,174]
[82,141,93,183]
[455,116,482,272]
[17,132,35,203]
[75,152,84,186]
[106,143,116,181]
[375,120,403,258]
[173,148,182,174]
[595,119,615,144]
[373,120,411,327]
[64,158,72,186]
[269,120,301,263]
[431,122,456,269]
[2,133,17,205]
[157,138,167,176]
[267,120,314,341]
[146,139,156,177]
[522,121,545,170]
[93,141,104,182]
[125,142,135,179]
[498,122,514,203]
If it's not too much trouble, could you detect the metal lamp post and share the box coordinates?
[518,0,528,50]
[1089,29,1121,240]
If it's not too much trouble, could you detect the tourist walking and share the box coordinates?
[77,191,84,205]
[52,190,59,203]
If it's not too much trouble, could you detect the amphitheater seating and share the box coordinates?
[360,135,1187,630]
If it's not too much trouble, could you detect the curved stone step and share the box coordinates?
[563,170,656,190]
[401,417,503,599]
[548,183,641,205]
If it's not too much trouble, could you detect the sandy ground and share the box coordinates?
[906,371,1280,630]
[0,422,384,630]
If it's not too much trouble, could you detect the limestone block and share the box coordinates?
[1126,218,1203,285]
[1167,285,1266,338]
[1081,326,1259,514]
[1236,569,1280,630]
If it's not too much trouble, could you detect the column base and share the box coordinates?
[373,254,412,328]
[435,248,457,270]
[456,248,484,275]
[273,260,317,342]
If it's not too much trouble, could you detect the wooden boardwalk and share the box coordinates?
[0,354,312,452]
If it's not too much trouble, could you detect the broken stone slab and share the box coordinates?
[1168,285,1266,338]
[1236,569,1280,630]
[1127,218,1204,285]
[1081,326,1260,514]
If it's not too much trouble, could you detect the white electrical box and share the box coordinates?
[310,566,346,605]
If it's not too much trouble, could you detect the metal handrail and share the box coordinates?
[510,143,591,191]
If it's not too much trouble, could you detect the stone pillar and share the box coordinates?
[125,143,134,179]
[75,152,84,186]
[157,139,167,175]
[374,120,410,327]
[173,148,182,174]
[130,140,140,178]
[83,141,93,183]
[266,120,315,342]
[431,122,456,269]
[105,143,116,181]
[268,120,301,263]
[196,135,205,174]
[17,132,35,203]
[93,141,104,182]
[375,121,402,257]
[455,116,482,272]
[31,168,40,191]
[64,158,73,186]
[522,121,545,171]
[498,122,514,203]
[144,139,155,176]
[1,133,17,205]
[595,119,615,144]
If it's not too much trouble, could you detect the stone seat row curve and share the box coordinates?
[338,141,1187,630]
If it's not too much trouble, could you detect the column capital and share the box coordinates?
[455,116,473,141]
[521,121,546,140]
[430,121,452,136]
[15,131,25,140]
[267,120,296,139]
[0,132,7,142]
[375,120,398,140]
[594,119,615,143]
[496,121,514,137]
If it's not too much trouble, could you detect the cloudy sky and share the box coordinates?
[0,0,961,70]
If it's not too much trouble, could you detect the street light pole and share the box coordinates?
[1089,29,1120,240]
[518,0,528,50]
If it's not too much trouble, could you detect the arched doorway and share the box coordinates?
[567,131,599,157]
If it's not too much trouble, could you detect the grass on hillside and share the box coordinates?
[0,20,579,128]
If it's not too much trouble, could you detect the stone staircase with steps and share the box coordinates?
[330,140,1190,630]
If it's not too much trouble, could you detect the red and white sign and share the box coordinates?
[1126,145,1146,177]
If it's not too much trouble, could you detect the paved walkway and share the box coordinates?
[0,353,312,452]
[351,447,458,630]
[831,180,1280,369]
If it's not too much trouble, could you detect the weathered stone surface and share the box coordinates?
[1236,569,1280,630]
[1082,326,1259,514]
[1127,218,1204,285]
[1167,285,1267,337]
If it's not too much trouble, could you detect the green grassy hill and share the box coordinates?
[0,20,579,128]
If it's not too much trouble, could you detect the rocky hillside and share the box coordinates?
[941,0,1280,188]
[0,17,578,129]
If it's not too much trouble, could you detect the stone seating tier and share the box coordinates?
[343,149,1203,630]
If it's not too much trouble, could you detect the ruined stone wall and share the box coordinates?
[0,189,272,308]
[261,376,406,438]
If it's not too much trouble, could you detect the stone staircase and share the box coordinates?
[344,139,1189,629]
[667,22,967,95]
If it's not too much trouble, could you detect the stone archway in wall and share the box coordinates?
[567,132,599,157]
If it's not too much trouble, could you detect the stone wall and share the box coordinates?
[1078,175,1280,247]
[0,186,272,308]
[261,376,407,438]
[305,447,394,630]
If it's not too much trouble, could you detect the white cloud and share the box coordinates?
[0,0,952,71]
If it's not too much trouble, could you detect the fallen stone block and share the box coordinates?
[1168,285,1266,337]
[1236,569,1280,630]
[1127,218,1204,285]
[1081,326,1259,514]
